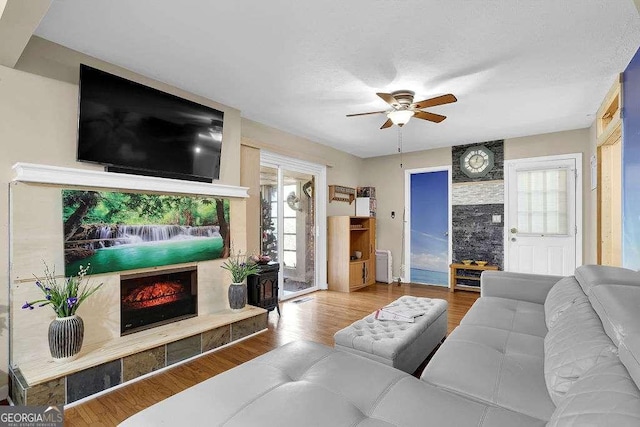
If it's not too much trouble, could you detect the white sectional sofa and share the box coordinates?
[120,265,640,426]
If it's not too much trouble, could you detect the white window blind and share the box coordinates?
[517,169,569,235]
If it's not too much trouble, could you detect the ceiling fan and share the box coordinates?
[346,90,457,129]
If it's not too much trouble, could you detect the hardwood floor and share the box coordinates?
[63,283,479,426]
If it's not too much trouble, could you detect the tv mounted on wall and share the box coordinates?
[77,64,224,182]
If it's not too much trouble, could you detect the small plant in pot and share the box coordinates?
[221,252,259,311]
[22,263,103,361]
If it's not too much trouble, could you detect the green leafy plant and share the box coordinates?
[221,252,259,283]
[22,263,103,317]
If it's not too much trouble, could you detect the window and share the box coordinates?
[517,168,569,235]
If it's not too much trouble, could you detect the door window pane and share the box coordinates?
[517,169,568,235]
[283,218,296,233]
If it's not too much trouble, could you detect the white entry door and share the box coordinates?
[505,155,581,276]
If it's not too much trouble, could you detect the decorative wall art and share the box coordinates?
[623,48,640,270]
[62,190,230,276]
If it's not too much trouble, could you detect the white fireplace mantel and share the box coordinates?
[12,163,249,198]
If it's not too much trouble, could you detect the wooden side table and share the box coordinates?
[247,263,280,315]
[449,263,499,293]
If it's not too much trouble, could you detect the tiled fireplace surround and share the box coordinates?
[9,164,267,406]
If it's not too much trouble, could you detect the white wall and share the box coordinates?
[241,118,363,218]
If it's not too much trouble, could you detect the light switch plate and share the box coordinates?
[492,214,502,223]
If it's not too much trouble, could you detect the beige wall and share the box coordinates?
[0,1,49,68]
[361,128,595,280]
[241,118,363,218]
[15,36,242,186]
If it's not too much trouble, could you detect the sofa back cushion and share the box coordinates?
[544,277,587,329]
[574,265,640,296]
[547,358,640,427]
[544,298,617,405]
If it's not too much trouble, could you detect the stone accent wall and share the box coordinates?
[452,181,504,205]
[452,204,504,269]
[451,140,505,273]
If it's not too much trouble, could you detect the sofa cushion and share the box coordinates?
[547,358,640,427]
[620,335,640,389]
[421,324,555,421]
[120,341,546,427]
[588,283,640,387]
[460,297,546,337]
[544,277,588,329]
[544,298,617,405]
[589,284,640,347]
[574,265,640,296]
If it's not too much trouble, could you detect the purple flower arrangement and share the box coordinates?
[22,263,103,318]
[221,251,259,283]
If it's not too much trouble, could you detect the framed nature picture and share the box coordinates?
[62,190,230,276]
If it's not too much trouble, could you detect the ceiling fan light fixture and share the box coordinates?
[387,110,414,126]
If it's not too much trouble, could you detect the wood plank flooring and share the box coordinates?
[63,283,479,426]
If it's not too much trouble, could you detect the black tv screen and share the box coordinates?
[77,64,223,182]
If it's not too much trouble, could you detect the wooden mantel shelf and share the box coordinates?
[18,306,265,386]
[12,163,249,198]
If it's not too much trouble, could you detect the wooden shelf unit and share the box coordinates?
[328,185,355,204]
[449,263,499,293]
[328,216,376,292]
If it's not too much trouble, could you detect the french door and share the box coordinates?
[504,154,582,276]
[260,152,327,300]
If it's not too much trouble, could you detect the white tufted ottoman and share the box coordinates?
[333,296,448,373]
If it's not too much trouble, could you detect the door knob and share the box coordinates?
[510,228,517,234]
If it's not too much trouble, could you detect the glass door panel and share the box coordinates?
[281,169,315,297]
[259,166,279,262]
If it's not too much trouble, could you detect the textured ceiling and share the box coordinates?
[35,0,640,158]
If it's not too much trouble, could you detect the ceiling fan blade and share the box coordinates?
[346,110,387,117]
[380,118,393,129]
[412,94,457,109]
[414,110,447,123]
[377,93,402,108]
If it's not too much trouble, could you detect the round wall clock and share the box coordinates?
[460,145,495,178]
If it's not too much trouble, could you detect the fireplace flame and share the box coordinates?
[122,281,188,309]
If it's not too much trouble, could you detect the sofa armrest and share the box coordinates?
[480,271,563,304]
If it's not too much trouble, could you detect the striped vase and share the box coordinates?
[48,315,84,362]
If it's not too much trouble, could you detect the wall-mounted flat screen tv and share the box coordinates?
[77,64,224,182]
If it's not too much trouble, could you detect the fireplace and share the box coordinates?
[120,267,197,335]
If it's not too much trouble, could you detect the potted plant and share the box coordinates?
[22,263,103,361]
[221,252,259,311]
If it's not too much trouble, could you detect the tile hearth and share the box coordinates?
[10,307,267,406]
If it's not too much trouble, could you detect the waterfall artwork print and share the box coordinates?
[62,190,230,276]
